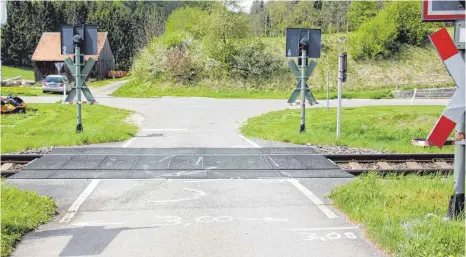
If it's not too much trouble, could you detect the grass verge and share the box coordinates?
[87,76,130,88]
[1,185,56,257]
[2,66,35,81]
[1,86,43,96]
[329,173,464,257]
[1,103,137,153]
[240,105,451,153]
[111,79,394,99]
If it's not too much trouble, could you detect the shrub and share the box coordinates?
[346,1,381,31]
[385,1,429,46]
[164,7,208,39]
[349,1,430,60]
[165,46,202,83]
[229,41,285,80]
[350,11,399,60]
[131,38,167,82]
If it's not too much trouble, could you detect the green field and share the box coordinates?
[1,103,137,153]
[329,173,464,257]
[1,184,56,257]
[2,66,35,81]
[240,105,451,153]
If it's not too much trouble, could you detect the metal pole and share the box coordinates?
[336,58,343,139]
[447,21,465,218]
[326,69,330,112]
[299,49,307,133]
[75,46,83,133]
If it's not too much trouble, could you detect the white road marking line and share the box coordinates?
[195,157,203,166]
[122,137,136,148]
[239,135,261,148]
[147,188,205,203]
[143,129,188,132]
[267,156,280,167]
[288,179,338,219]
[59,179,101,223]
[287,226,360,231]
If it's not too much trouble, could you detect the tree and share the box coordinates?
[249,0,268,37]
[202,1,249,45]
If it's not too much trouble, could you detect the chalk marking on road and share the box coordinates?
[267,156,280,168]
[143,129,188,132]
[195,157,203,166]
[147,188,205,203]
[122,137,136,148]
[59,179,101,223]
[288,179,338,219]
[150,216,182,226]
[206,166,217,170]
[287,226,359,231]
[158,155,173,162]
[239,135,261,148]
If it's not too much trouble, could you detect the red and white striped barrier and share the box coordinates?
[62,101,97,105]
[427,28,465,148]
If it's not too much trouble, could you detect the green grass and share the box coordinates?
[1,86,43,96]
[240,105,453,153]
[111,79,395,99]
[1,184,56,257]
[1,103,137,153]
[2,66,34,81]
[329,173,464,257]
[87,76,130,88]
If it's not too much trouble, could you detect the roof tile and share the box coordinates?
[31,32,108,61]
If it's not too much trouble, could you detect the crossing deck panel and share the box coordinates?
[12,147,345,179]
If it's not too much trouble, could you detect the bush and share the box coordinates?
[131,38,167,82]
[164,7,208,39]
[229,41,284,80]
[346,1,381,31]
[350,11,399,60]
[165,46,203,83]
[385,1,429,46]
[350,1,430,60]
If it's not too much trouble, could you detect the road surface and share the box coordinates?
[7,81,446,256]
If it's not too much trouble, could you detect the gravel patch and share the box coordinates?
[308,144,391,155]
[7,147,54,155]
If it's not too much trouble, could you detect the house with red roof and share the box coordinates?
[31,32,115,82]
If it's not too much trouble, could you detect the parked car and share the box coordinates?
[42,75,71,93]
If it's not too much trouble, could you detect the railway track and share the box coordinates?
[0,153,456,177]
[325,153,455,174]
[1,154,42,177]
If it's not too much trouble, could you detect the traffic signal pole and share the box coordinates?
[75,45,83,133]
[300,49,307,133]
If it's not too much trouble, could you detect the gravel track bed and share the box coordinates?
[309,144,390,155]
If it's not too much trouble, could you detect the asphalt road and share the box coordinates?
[6,81,447,256]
